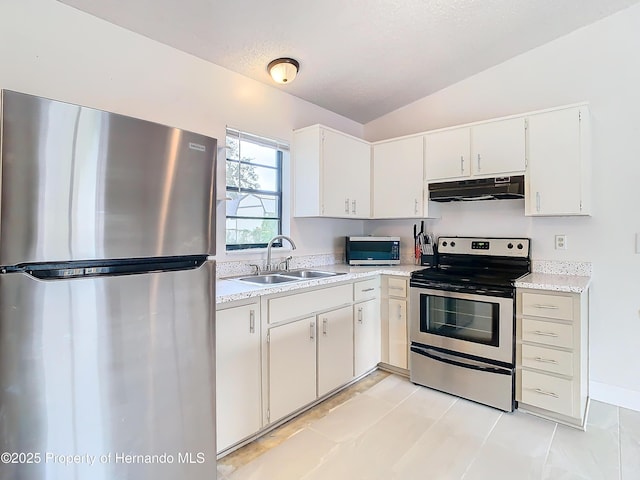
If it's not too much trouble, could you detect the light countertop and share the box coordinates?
[216,264,423,305]
[515,272,591,294]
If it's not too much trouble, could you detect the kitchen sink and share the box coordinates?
[235,270,345,285]
[236,274,298,285]
[282,269,341,279]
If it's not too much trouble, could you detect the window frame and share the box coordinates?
[225,128,287,251]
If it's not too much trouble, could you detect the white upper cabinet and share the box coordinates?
[471,117,526,176]
[525,106,591,216]
[372,135,430,218]
[293,125,371,218]
[424,127,471,181]
[425,117,526,182]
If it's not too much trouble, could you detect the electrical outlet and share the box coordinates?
[555,235,567,250]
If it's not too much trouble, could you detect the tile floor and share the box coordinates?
[217,373,640,480]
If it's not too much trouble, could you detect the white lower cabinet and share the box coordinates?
[381,276,409,371]
[266,283,355,424]
[318,306,355,396]
[268,316,317,423]
[516,287,589,428]
[388,298,408,369]
[354,298,381,377]
[216,301,262,453]
[268,306,355,423]
[219,276,387,449]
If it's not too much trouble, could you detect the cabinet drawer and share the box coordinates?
[268,284,352,324]
[521,344,573,377]
[521,318,573,349]
[521,370,574,417]
[354,278,379,302]
[522,292,573,321]
[387,277,407,298]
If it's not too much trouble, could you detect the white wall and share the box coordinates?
[0,0,365,264]
[364,4,640,410]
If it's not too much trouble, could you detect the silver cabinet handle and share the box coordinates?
[310,321,315,340]
[361,287,375,293]
[414,199,418,214]
[397,304,402,319]
[352,199,356,214]
[322,318,328,335]
[532,330,559,338]
[249,309,255,334]
[532,304,559,310]
[357,307,363,323]
[533,356,558,365]
[477,153,481,171]
[389,286,404,291]
[534,388,559,398]
[460,155,464,174]
[344,198,350,214]
[536,192,541,212]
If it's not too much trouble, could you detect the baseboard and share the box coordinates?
[590,380,640,412]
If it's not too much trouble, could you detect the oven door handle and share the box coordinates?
[410,345,512,376]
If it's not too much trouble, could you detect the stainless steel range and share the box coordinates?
[409,237,531,412]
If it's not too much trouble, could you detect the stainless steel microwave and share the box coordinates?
[345,236,401,266]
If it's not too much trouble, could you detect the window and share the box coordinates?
[225,128,287,250]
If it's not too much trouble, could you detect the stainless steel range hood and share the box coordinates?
[428,175,524,202]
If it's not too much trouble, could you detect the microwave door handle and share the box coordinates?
[410,345,511,375]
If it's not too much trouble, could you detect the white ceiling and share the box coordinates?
[59,0,640,123]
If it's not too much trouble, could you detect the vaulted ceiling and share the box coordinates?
[60,0,640,123]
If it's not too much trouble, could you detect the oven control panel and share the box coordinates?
[438,237,530,257]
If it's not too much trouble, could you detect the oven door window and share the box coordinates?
[419,294,499,346]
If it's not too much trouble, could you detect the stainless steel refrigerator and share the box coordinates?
[0,90,217,479]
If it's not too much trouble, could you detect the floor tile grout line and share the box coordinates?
[306,375,412,440]
[540,421,558,480]
[618,406,622,480]
[298,438,344,480]
[459,410,503,480]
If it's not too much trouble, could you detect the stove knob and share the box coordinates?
[442,241,448,247]
[450,241,456,247]
[507,243,513,249]
[517,243,524,250]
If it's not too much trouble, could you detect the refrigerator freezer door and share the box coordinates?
[0,262,216,479]
[0,90,216,265]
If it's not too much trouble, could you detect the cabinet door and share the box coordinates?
[354,299,381,377]
[388,298,408,369]
[526,107,588,215]
[471,117,525,176]
[348,143,372,217]
[425,127,471,181]
[293,126,322,217]
[268,317,317,423]
[372,136,424,218]
[216,303,262,452]
[317,306,354,396]
[322,128,371,217]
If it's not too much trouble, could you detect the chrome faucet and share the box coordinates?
[266,235,297,271]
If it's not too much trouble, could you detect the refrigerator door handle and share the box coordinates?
[17,255,207,280]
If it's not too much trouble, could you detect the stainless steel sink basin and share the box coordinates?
[236,274,298,285]
[282,270,341,279]
[234,269,345,285]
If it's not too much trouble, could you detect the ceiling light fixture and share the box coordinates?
[268,58,300,84]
